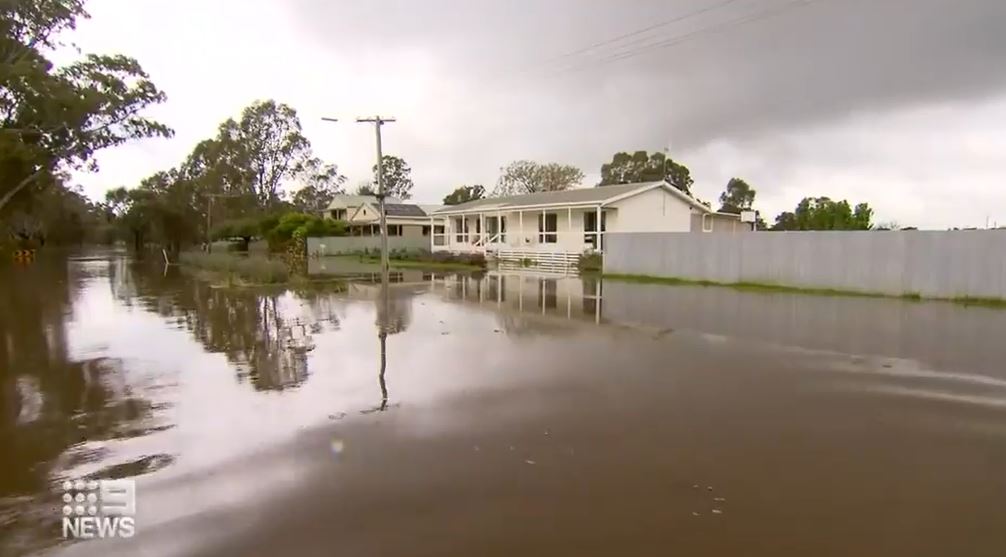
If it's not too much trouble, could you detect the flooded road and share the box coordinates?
[3,254,1006,556]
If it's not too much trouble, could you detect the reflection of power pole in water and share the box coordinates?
[377,330,388,411]
[377,260,391,410]
[363,267,392,414]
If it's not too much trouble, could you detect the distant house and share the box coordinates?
[324,194,401,220]
[324,194,439,240]
[430,180,751,255]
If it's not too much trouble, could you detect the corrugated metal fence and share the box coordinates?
[605,230,1006,299]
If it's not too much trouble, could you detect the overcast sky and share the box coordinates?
[65,0,1006,229]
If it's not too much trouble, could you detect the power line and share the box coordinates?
[546,0,817,78]
[541,0,744,64]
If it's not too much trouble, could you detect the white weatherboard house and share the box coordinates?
[430,180,752,265]
[324,194,444,238]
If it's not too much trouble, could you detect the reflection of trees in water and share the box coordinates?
[117,262,343,391]
[0,257,161,555]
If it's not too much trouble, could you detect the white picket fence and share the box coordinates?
[492,248,581,273]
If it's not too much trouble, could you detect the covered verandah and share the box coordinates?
[430,203,611,255]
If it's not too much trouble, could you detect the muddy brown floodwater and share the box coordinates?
[2,253,1006,557]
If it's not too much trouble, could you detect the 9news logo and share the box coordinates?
[60,479,136,539]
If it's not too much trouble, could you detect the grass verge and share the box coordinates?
[180,252,289,285]
[602,273,1006,308]
[354,256,484,271]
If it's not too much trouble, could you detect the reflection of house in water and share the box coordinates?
[430,270,604,327]
[342,276,429,336]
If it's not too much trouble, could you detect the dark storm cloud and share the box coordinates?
[287,0,1006,150]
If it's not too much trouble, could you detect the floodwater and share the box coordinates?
[3,253,1006,557]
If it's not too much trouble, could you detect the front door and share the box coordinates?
[486,216,507,244]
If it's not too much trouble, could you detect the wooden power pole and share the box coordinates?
[356,116,396,274]
[203,193,245,253]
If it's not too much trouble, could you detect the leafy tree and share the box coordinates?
[598,151,693,194]
[176,100,332,219]
[443,184,485,205]
[772,197,874,231]
[214,100,315,208]
[263,212,347,249]
[291,162,345,213]
[4,179,110,247]
[105,186,155,251]
[102,170,204,254]
[1,0,172,214]
[373,155,413,199]
[212,217,261,251]
[494,160,584,196]
[718,178,756,213]
[298,216,347,237]
[355,182,375,196]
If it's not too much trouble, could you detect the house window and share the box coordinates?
[454,217,468,242]
[702,214,714,233]
[422,226,430,236]
[330,209,347,220]
[538,213,558,244]
[583,210,607,250]
[387,225,402,236]
[432,225,446,246]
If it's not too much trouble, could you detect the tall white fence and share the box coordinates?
[604,230,1006,299]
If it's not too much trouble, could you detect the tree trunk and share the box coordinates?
[0,171,42,214]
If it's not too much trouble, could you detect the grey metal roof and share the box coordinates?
[383,204,428,217]
[326,194,404,210]
[433,181,688,214]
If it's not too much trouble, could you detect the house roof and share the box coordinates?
[326,194,404,210]
[383,204,428,217]
[418,204,445,215]
[433,181,711,214]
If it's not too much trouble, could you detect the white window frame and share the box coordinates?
[702,213,714,233]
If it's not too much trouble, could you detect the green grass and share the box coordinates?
[602,273,1006,308]
[950,296,1006,308]
[577,252,603,273]
[353,255,483,271]
[180,251,289,285]
[341,249,486,271]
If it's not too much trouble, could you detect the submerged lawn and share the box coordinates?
[602,272,1006,309]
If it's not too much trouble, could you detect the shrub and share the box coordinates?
[430,251,486,267]
[300,217,347,238]
[356,249,486,268]
[265,212,348,251]
[577,251,603,273]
